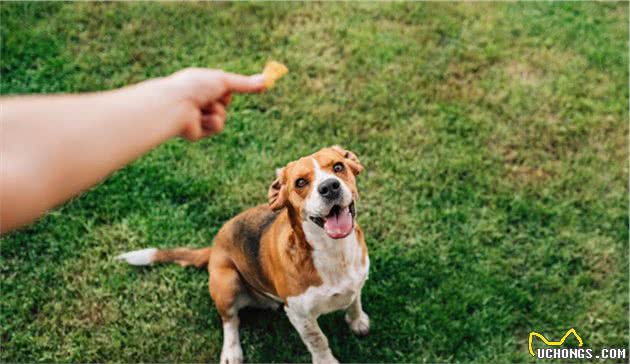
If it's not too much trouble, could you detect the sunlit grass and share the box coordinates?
[1,2,628,362]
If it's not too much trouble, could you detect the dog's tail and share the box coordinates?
[116,247,212,269]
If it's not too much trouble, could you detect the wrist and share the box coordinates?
[132,76,194,137]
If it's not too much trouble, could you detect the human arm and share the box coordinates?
[0,68,265,233]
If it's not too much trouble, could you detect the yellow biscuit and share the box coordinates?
[263,61,288,89]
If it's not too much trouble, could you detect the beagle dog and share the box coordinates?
[117,146,369,364]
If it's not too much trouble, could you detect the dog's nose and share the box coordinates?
[318,179,341,200]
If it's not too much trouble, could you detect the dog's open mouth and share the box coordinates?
[310,201,355,239]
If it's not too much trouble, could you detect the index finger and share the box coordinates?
[221,72,266,94]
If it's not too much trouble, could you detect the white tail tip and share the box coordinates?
[115,248,158,266]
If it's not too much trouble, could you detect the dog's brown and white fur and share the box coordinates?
[117,146,369,364]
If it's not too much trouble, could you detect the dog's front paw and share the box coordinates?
[345,311,370,336]
[220,344,243,364]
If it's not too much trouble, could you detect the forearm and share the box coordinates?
[1,78,186,232]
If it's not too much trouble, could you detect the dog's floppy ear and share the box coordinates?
[332,145,363,175]
[268,167,288,211]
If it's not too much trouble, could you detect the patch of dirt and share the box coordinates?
[507,164,551,183]
[506,62,541,87]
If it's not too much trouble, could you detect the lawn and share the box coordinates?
[1,2,628,363]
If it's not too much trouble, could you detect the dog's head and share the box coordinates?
[268,146,363,240]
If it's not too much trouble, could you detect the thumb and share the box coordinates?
[221,72,266,93]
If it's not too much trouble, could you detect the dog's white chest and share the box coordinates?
[287,230,369,316]
[312,271,367,315]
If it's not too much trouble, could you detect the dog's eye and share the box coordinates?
[333,162,344,173]
[295,178,308,188]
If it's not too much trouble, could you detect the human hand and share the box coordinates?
[161,68,266,141]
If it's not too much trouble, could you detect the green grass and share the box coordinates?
[1,2,628,363]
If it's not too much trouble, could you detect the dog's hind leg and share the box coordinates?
[219,314,242,364]
[209,255,250,364]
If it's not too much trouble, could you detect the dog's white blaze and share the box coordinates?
[304,158,353,218]
[115,248,157,266]
[220,317,243,364]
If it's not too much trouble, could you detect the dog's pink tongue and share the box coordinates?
[324,207,353,239]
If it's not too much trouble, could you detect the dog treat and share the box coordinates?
[262,61,288,89]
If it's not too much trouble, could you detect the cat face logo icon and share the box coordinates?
[528,328,584,357]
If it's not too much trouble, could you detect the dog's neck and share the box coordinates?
[301,219,363,284]
[282,206,363,278]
